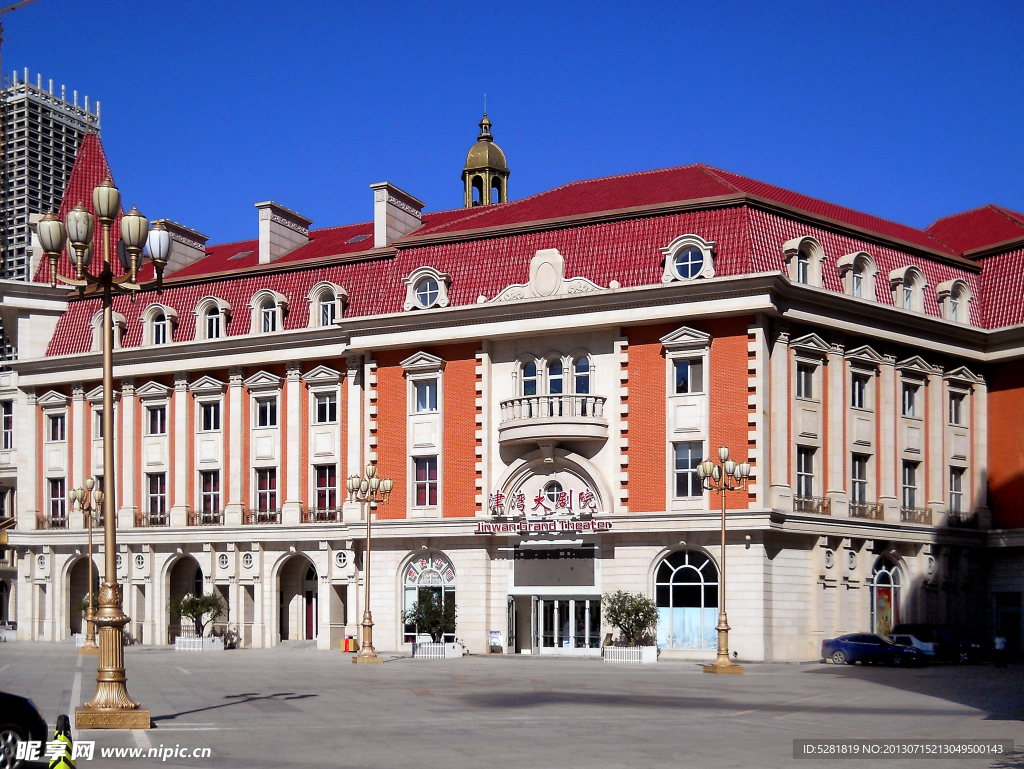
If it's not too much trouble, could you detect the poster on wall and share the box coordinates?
[874,587,894,635]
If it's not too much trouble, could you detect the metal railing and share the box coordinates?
[136,511,169,527]
[187,508,225,526]
[946,510,978,528]
[499,394,606,422]
[302,507,341,523]
[37,512,68,530]
[849,501,884,520]
[244,509,282,525]
[900,506,933,525]
[794,495,832,515]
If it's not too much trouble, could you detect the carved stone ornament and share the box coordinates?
[492,249,603,302]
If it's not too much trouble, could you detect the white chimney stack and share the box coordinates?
[153,220,209,277]
[255,201,311,264]
[370,182,424,248]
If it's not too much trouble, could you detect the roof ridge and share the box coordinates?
[693,163,743,194]
[926,203,1003,229]
[990,204,1024,229]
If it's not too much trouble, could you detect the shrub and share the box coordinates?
[402,588,456,643]
[603,590,658,646]
[171,592,226,638]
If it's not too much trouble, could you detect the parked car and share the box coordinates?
[891,624,982,663]
[821,633,924,666]
[889,633,937,657]
[0,691,48,767]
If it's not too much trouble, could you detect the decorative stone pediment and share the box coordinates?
[845,344,884,369]
[789,332,830,358]
[302,365,341,385]
[37,390,69,407]
[492,249,603,302]
[943,366,983,387]
[400,351,445,374]
[896,356,938,378]
[659,326,712,352]
[243,371,283,392]
[85,385,113,404]
[136,381,171,401]
[189,375,226,395]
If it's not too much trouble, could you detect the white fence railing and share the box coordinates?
[603,646,658,664]
[412,642,464,660]
[175,636,224,652]
[500,394,606,422]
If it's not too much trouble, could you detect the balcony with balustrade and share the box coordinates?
[849,501,884,521]
[900,506,933,525]
[498,394,608,447]
[793,495,832,515]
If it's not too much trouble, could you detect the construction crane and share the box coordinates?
[0,0,40,280]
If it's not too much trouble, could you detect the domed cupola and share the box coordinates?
[462,113,509,207]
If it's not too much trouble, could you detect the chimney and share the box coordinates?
[154,220,210,277]
[370,182,424,248]
[255,201,311,264]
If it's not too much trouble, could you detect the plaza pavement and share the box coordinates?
[1,642,1022,769]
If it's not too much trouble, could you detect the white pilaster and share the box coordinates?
[226,368,244,526]
[343,355,363,521]
[826,339,846,513]
[878,354,898,519]
[18,388,38,530]
[171,372,190,527]
[768,324,792,509]
[283,362,302,524]
[972,379,990,528]
[120,378,137,524]
[71,383,85,499]
[926,370,944,513]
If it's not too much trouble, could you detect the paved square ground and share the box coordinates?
[1,643,1022,768]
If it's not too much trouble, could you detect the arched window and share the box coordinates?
[869,557,901,634]
[522,362,538,396]
[153,312,168,344]
[403,552,456,644]
[194,297,231,341]
[403,267,451,311]
[655,549,719,650]
[472,176,483,206]
[141,303,178,346]
[206,308,220,339]
[936,279,972,325]
[306,281,347,328]
[837,252,877,300]
[573,357,590,394]
[782,236,825,288]
[546,359,563,416]
[248,289,288,334]
[320,293,336,326]
[889,266,926,313]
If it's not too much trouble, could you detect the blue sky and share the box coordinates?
[5,1,1022,244]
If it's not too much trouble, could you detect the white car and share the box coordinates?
[890,633,937,657]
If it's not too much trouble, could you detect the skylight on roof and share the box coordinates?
[346,234,371,244]
[228,250,254,260]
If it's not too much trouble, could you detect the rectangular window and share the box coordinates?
[261,305,276,333]
[949,393,964,426]
[902,461,918,508]
[94,410,103,439]
[256,397,277,427]
[796,364,814,399]
[414,456,438,507]
[1,401,12,449]
[950,296,960,323]
[153,318,168,345]
[315,392,337,424]
[200,402,220,432]
[200,470,220,512]
[901,383,919,418]
[949,467,964,513]
[315,465,337,510]
[851,374,869,410]
[851,454,869,504]
[147,473,166,514]
[147,405,166,436]
[674,359,704,394]
[414,380,438,413]
[49,477,66,521]
[320,300,335,327]
[902,285,913,309]
[47,413,65,442]
[796,447,815,498]
[673,441,703,499]
[256,468,277,511]
[852,271,863,298]
[797,252,809,284]
[206,312,220,339]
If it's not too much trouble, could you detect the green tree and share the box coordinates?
[75,591,99,615]
[602,590,659,646]
[402,588,456,643]
[171,592,226,638]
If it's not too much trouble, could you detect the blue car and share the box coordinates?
[821,633,924,666]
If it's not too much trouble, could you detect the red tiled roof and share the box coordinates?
[926,205,1024,255]
[978,246,1024,328]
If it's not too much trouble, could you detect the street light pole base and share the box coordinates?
[75,706,150,730]
[352,653,383,665]
[703,661,744,674]
[79,645,99,656]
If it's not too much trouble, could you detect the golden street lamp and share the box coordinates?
[346,464,393,664]
[70,477,100,655]
[697,445,750,675]
[39,178,171,729]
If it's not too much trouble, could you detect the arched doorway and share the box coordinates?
[654,549,719,650]
[68,557,100,635]
[278,555,317,642]
[870,557,902,634]
[402,552,456,644]
[168,555,203,640]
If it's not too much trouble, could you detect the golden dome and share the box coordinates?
[464,114,507,172]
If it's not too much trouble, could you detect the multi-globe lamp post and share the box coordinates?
[69,477,100,655]
[696,445,750,674]
[38,178,171,729]
[345,465,393,664]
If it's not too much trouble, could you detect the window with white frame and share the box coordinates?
[796,364,815,400]
[47,413,65,442]
[949,467,964,513]
[195,297,230,341]
[415,277,438,307]
[249,290,288,335]
[200,470,220,512]
[936,279,972,325]
[522,361,538,396]
[414,456,438,507]
[206,308,221,339]
[320,294,336,326]
[261,302,277,333]
[837,252,878,300]
[414,380,437,413]
[851,373,870,410]
[902,461,919,508]
[152,312,169,344]
[93,409,103,439]
[314,392,337,424]
[147,472,166,515]
[783,236,825,288]
[256,397,277,428]
[949,392,964,426]
[674,358,704,394]
[889,266,926,313]
[200,402,220,432]
[1,401,11,449]
[315,465,337,510]
[573,357,590,393]
[660,234,716,282]
[851,454,869,503]
[306,282,347,328]
[796,447,815,498]
[147,405,166,436]
[255,468,277,511]
[674,442,703,498]
[48,477,66,523]
[403,267,451,311]
[901,383,920,418]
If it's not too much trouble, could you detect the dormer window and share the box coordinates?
[783,236,825,288]
[320,294,336,326]
[153,313,168,344]
[306,281,348,328]
[261,303,276,332]
[206,309,220,339]
[660,234,715,283]
[416,277,439,307]
[194,297,231,341]
[797,251,810,284]
[403,266,451,311]
[248,289,288,334]
[89,310,127,351]
[141,303,178,346]
[936,279,972,325]
[889,266,926,313]
[837,252,877,300]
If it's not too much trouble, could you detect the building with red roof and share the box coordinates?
[1,117,1022,658]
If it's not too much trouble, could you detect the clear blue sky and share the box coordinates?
[5,1,1022,245]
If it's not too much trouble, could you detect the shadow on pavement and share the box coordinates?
[152,691,318,722]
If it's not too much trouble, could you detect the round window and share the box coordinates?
[415,276,439,308]
[824,549,835,569]
[134,554,145,570]
[335,551,349,569]
[543,481,562,505]
[847,551,858,570]
[926,555,936,575]
[674,247,704,279]
[36,554,46,569]
[116,554,123,570]
[218,553,229,569]
[242,553,253,569]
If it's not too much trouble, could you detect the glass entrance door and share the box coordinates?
[532,596,601,655]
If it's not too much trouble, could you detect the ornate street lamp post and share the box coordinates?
[38,178,171,729]
[70,477,100,654]
[346,465,393,664]
[697,445,750,674]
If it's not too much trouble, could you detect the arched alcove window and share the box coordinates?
[306,281,347,328]
[655,549,719,650]
[573,356,590,394]
[889,267,926,313]
[249,289,288,334]
[402,552,456,644]
[837,252,878,300]
[936,279,972,325]
[88,310,127,351]
[472,176,484,206]
[782,236,826,287]
[141,303,178,346]
[869,557,902,634]
[194,297,231,341]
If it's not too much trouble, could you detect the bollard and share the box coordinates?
[49,714,75,769]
